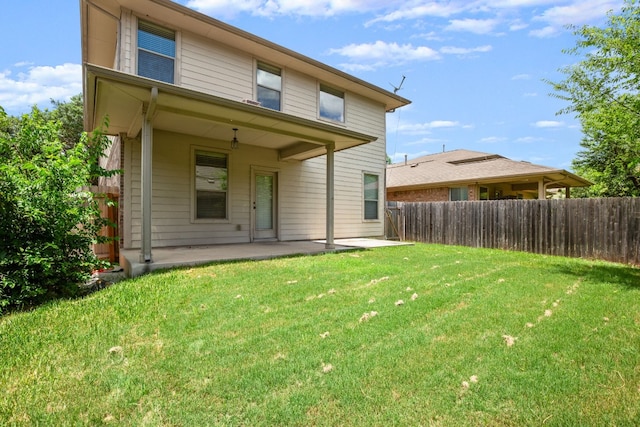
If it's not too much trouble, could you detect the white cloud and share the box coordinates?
[390,150,433,163]
[0,63,82,115]
[185,0,621,29]
[187,0,403,18]
[478,136,507,143]
[528,1,621,38]
[398,120,462,135]
[523,92,538,97]
[427,120,461,128]
[440,45,493,55]
[481,0,568,7]
[412,31,444,41]
[529,25,560,38]
[511,73,531,80]
[534,1,619,27]
[404,136,446,146]
[533,120,565,128]
[445,18,501,34]
[366,3,466,26]
[509,20,529,31]
[329,41,440,70]
[515,136,543,143]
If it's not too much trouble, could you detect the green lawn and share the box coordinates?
[1,244,639,426]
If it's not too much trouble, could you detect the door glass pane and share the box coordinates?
[256,175,273,230]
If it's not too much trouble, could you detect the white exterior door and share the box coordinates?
[252,170,277,240]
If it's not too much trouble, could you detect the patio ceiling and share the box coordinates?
[85,64,377,161]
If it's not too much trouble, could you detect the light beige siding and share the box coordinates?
[282,69,317,118]
[124,127,387,249]
[181,32,253,101]
[118,14,390,249]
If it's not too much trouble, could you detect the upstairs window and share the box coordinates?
[450,187,469,201]
[364,173,379,220]
[257,62,282,111]
[319,84,344,122]
[195,151,228,219]
[138,20,175,84]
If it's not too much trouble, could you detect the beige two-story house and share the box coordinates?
[80,0,410,275]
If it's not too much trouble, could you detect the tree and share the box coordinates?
[0,106,112,312]
[49,94,84,151]
[548,0,640,197]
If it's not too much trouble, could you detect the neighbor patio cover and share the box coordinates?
[387,149,591,190]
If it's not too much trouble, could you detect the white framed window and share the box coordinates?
[319,83,344,122]
[194,151,228,220]
[137,20,175,84]
[364,173,379,220]
[450,187,469,201]
[257,61,282,111]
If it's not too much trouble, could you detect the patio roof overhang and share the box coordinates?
[84,64,378,161]
[387,171,592,193]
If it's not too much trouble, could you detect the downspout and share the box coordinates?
[140,87,158,263]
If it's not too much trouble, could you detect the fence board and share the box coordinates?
[91,186,119,263]
[391,198,640,266]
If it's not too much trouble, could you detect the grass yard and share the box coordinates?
[1,243,639,426]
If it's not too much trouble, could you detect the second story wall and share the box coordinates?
[117,10,388,141]
[181,31,254,101]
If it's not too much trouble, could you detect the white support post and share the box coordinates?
[538,179,546,200]
[139,88,158,263]
[325,142,335,249]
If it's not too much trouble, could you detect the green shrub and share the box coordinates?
[0,107,113,312]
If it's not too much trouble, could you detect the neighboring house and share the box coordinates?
[80,0,410,270]
[387,149,591,202]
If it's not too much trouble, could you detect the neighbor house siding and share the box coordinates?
[387,187,450,202]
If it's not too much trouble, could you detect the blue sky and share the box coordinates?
[0,0,622,169]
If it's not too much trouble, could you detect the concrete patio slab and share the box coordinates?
[120,239,412,278]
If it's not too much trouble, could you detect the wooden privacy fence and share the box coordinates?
[392,198,640,266]
[91,186,119,263]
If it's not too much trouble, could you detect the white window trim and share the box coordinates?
[449,186,469,201]
[254,59,284,112]
[317,82,347,125]
[134,17,181,85]
[363,171,380,222]
[190,145,232,224]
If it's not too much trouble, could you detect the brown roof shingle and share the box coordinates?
[386,149,590,189]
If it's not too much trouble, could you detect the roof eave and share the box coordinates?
[386,170,592,191]
[85,64,377,161]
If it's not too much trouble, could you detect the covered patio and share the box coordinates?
[86,65,380,264]
[120,238,412,277]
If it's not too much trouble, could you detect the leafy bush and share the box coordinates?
[0,107,113,312]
